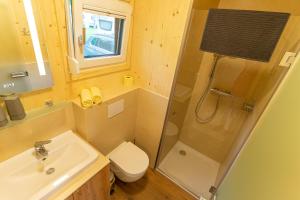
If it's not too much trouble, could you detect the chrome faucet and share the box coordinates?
[34,140,51,160]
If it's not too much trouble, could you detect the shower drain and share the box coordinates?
[179,150,186,156]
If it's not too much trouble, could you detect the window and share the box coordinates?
[65,0,132,74]
[83,11,124,58]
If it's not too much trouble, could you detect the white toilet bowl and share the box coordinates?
[108,142,149,182]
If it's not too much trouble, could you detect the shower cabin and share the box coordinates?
[156,1,300,199]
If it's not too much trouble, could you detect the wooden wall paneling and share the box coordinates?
[131,0,193,97]
[218,0,300,15]
[0,0,134,110]
[19,0,67,110]
[0,1,23,63]
[10,0,35,62]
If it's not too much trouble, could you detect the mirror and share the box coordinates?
[0,0,53,94]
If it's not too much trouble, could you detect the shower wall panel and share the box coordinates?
[214,0,300,186]
[179,5,300,163]
[157,0,220,163]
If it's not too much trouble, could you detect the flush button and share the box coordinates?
[108,99,124,118]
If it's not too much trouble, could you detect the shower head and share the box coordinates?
[200,9,290,62]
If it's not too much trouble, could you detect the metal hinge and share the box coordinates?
[279,52,297,67]
[209,186,217,200]
[10,71,29,78]
[209,186,217,195]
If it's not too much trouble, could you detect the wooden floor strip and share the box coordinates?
[111,168,197,200]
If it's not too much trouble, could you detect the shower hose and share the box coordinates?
[195,54,223,124]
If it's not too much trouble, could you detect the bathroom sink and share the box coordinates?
[0,130,98,200]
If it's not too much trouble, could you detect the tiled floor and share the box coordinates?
[158,141,220,199]
[110,168,197,200]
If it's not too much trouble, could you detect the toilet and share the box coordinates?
[108,142,149,182]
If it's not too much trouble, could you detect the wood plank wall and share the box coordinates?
[3,0,134,110]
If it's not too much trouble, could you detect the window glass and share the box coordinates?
[99,20,112,31]
[83,11,124,58]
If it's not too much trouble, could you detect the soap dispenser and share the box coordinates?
[2,94,26,120]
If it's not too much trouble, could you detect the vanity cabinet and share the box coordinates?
[66,165,110,200]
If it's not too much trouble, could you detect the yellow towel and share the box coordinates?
[80,89,93,108]
[90,87,103,105]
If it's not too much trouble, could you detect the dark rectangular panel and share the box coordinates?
[200,9,290,62]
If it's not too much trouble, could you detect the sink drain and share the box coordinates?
[179,150,186,156]
[46,168,55,175]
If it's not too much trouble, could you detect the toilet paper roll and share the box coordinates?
[123,75,134,87]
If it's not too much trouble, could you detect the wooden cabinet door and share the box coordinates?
[73,165,110,200]
[65,195,74,200]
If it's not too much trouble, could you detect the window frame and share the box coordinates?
[65,0,132,74]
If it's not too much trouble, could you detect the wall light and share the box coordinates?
[23,0,46,76]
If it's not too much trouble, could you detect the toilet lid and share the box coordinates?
[108,142,149,175]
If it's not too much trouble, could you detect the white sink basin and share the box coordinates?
[0,130,98,200]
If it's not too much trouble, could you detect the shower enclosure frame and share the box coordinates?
[153,9,271,200]
[151,7,233,198]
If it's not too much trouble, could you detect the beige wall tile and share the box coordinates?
[0,103,75,162]
[168,100,190,130]
[73,90,138,155]
[134,89,169,168]
[73,88,170,168]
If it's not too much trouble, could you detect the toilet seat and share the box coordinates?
[108,142,149,177]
